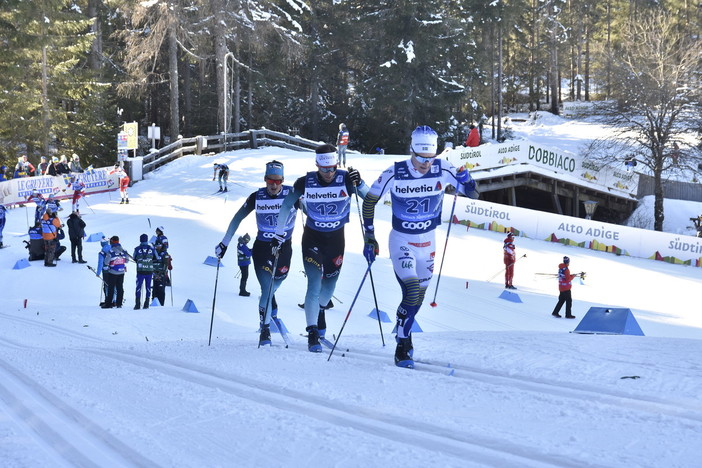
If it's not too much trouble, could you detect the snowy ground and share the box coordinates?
[1,117,701,467]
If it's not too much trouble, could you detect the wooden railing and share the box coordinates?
[141,128,324,175]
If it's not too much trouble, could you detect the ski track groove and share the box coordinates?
[0,350,158,468]
[84,345,604,468]
[334,345,702,422]
[3,311,700,466]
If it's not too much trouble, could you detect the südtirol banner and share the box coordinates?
[445,197,702,268]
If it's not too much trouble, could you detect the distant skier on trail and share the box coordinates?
[336,123,349,167]
[361,125,479,369]
[213,162,229,192]
[272,145,367,352]
[110,164,130,204]
[215,160,300,346]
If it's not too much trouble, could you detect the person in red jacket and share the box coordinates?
[465,124,480,147]
[503,232,516,289]
[110,163,130,204]
[551,256,581,319]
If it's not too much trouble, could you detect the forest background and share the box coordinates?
[1,0,701,172]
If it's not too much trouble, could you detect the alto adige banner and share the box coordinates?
[445,197,702,268]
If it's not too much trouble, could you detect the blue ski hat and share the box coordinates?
[265,160,284,178]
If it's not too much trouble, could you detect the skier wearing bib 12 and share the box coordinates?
[272,145,367,353]
[362,125,479,368]
[215,161,300,346]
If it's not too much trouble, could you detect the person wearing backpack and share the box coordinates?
[102,236,128,308]
[133,234,158,309]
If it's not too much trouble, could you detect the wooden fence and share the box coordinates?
[141,128,324,175]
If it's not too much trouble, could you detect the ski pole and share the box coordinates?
[208,258,222,346]
[327,263,373,361]
[353,185,385,346]
[169,271,173,306]
[486,254,526,283]
[259,249,280,349]
[430,191,459,307]
[82,195,95,215]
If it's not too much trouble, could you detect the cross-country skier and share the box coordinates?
[272,145,367,352]
[361,125,479,368]
[215,160,300,346]
[69,175,86,213]
[110,164,130,204]
[213,162,229,192]
[551,256,580,319]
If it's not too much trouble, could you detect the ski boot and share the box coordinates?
[259,324,272,346]
[134,302,141,310]
[143,300,149,309]
[394,336,415,368]
[306,326,323,353]
[317,307,326,339]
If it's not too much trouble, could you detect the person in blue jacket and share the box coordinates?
[133,234,158,309]
[96,237,115,307]
[237,233,252,296]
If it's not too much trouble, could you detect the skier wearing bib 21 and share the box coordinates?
[362,125,479,368]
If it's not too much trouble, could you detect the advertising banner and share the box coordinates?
[448,197,702,268]
[0,167,121,207]
[444,139,639,197]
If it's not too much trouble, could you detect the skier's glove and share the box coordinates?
[215,242,227,258]
[456,167,470,184]
[363,230,379,264]
[580,272,587,279]
[271,234,285,254]
[347,167,361,186]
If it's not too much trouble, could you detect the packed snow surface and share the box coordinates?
[1,116,701,467]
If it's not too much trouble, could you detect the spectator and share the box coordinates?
[465,124,480,147]
[37,156,49,176]
[96,237,114,307]
[213,162,229,192]
[154,226,168,250]
[14,156,32,178]
[41,206,62,267]
[0,165,9,181]
[67,211,87,264]
[236,234,252,296]
[624,156,637,172]
[102,235,128,308]
[47,156,61,176]
[26,221,45,261]
[152,243,172,306]
[336,123,350,167]
[0,204,6,248]
[503,232,517,290]
[133,234,158,309]
[69,154,84,173]
[57,155,71,175]
[551,256,581,319]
